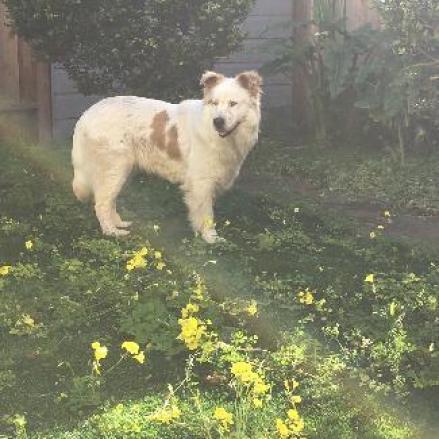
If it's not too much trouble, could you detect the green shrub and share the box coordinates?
[4,0,254,99]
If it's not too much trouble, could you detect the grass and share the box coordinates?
[0,140,438,438]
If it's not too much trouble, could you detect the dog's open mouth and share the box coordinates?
[217,122,241,138]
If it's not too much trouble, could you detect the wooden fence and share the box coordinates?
[0,2,51,142]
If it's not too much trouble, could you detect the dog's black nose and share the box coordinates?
[213,117,225,130]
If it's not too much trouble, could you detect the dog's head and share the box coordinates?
[201,70,263,138]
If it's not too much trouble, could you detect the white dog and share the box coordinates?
[71,70,262,243]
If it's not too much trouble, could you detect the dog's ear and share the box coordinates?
[236,71,263,98]
[200,71,225,91]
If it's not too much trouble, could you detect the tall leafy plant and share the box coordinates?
[263,0,438,160]
[356,0,439,162]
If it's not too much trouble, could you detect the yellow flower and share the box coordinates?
[121,341,140,355]
[384,210,391,217]
[156,261,166,270]
[213,407,234,431]
[291,395,302,404]
[154,251,162,259]
[133,351,145,364]
[365,274,374,283]
[287,409,300,421]
[377,225,385,230]
[126,248,148,271]
[91,341,108,363]
[95,346,108,362]
[138,247,148,256]
[253,380,270,395]
[369,231,376,239]
[276,418,290,438]
[245,301,258,316]
[230,361,260,384]
[177,316,207,350]
[25,240,33,250]
[297,290,314,305]
[253,398,263,408]
[0,265,12,276]
[291,417,305,433]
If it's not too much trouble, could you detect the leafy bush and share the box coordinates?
[263,0,439,157]
[4,0,254,99]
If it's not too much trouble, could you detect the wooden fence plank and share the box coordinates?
[36,62,52,143]
[0,3,20,103]
[18,39,37,103]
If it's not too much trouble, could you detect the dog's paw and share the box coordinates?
[117,221,132,228]
[201,229,224,244]
[103,227,130,237]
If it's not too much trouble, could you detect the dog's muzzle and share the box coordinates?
[214,118,241,138]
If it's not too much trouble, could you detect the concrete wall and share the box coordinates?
[51,0,293,139]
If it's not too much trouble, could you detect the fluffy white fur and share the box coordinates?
[71,71,262,243]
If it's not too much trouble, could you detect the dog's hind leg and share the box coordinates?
[94,162,132,237]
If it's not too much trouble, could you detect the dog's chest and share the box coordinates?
[210,140,254,191]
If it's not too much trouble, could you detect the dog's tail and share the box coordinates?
[72,170,92,202]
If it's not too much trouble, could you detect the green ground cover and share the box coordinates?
[0,140,437,438]
[249,142,439,214]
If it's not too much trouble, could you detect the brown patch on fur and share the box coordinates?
[200,71,225,91]
[150,111,181,160]
[167,125,181,160]
[236,71,263,98]
[150,110,170,150]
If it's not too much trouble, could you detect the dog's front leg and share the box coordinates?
[184,183,221,244]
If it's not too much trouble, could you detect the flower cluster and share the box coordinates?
[121,341,145,364]
[213,407,234,432]
[126,246,167,271]
[177,276,214,351]
[126,247,148,271]
[149,404,181,424]
[276,380,304,438]
[230,361,270,408]
[297,290,314,305]
[177,311,207,351]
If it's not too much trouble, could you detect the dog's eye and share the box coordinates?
[229,101,238,107]
[207,100,218,106]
